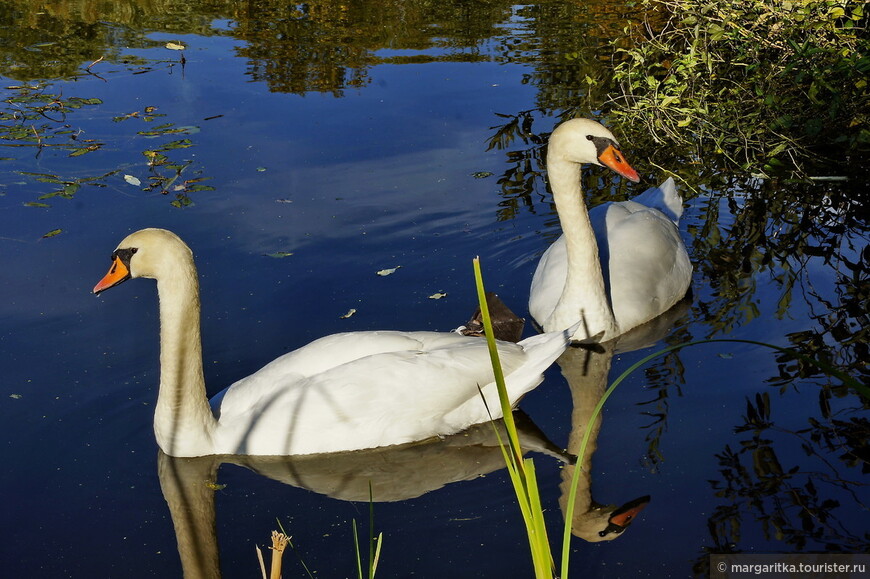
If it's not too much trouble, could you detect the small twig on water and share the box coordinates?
[86,56,104,71]
[30,124,44,157]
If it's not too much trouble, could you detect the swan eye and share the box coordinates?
[112,247,138,268]
[586,135,594,141]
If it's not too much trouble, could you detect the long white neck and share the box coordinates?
[545,156,618,340]
[153,266,216,457]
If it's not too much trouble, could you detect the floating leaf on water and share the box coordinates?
[275,198,293,204]
[68,97,103,107]
[10,394,22,399]
[161,138,194,149]
[256,167,267,172]
[165,42,187,51]
[23,202,50,208]
[20,171,63,184]
[42,228,62,238]
[124,174,141,186]
[68,143,102,157]
[143,150,168,165]
[175,125,201,135]
[340,308,357,319]
[377,266,401,276]
[471,171,493,179]
[205,481,226,491]
[429,292,448,300]
[185,183,215,193]
[62,183,80,197]
[170,195,194,208]
[265,251,294,258]
[717,353,734,359]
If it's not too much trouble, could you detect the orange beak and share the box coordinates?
[598,144,640,183]
[609,496,650,528]
[93,255,130,294]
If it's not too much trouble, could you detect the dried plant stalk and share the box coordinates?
[270,530,289,579]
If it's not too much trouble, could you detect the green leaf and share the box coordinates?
[69,97,103,106]
[42,228,62,238]
[160,138,194,150]
[767,142,789,158]
[68,144,101,157]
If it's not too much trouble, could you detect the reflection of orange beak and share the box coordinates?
[598,144,640,183]
[609,496,650,527]
[93,255,130,294]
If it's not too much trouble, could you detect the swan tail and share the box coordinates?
[633,177,683,223]
[498,321,580,403]
[442,322,577,432]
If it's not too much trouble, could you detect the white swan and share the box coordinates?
[529,118,692,342]
[93,228,575,458]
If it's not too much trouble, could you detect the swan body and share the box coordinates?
[94,228,574,457]
[529,119,692,342]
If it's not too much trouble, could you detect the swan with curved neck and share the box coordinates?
[94,228,575,457]
[529,118,692,342]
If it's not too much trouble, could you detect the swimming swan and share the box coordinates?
[93,228,575,457]
[529,118,692,342]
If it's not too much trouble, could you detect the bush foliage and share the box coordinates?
[606,0,869,176]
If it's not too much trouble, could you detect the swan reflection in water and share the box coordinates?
[157,410,569,579]
[557,296,691,542]
[158,296,690,576]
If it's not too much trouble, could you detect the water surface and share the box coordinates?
[1,2,866,577]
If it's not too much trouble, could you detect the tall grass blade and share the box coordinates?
[353,519,363,579]
[367,482,380,578]
[351,483,381,579]
[275,519,315,579]
[472,257,555,579]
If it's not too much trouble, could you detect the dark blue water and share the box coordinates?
[1,3,866,578]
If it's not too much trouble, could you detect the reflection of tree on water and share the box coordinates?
[1,0,633,95]
[1,0,520,92]
[692,391,869,577]
[689,176,868,386]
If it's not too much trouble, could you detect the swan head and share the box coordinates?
[93,228,194,294]
[574,495,651,542]
[548,118,640,183]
